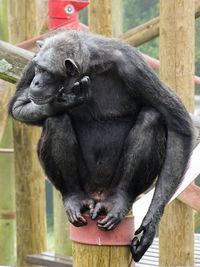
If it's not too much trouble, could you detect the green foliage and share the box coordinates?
[122,0,159,31]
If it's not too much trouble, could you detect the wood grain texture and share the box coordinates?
[54,189,72,256]
[0,40,33,83]
[89,0,113,37]
[0,119,15,265]
[13,122,46,266]
[0,81,13,141]
[159,0,195,266]
[121,17,159,47]
[72,242,131,267]
[7,0,47,265]
[0,3,16,265]
[112,0,123,37]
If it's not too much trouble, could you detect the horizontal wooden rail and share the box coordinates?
[0,40,33,83]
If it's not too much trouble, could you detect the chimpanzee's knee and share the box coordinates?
[138,107,163,128]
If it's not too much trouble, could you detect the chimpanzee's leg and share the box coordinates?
[91,107,166,230]
[38,113,94,226]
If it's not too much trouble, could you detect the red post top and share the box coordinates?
[49,0,89,30]
[70,214,134,246]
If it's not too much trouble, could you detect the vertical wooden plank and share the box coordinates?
[89,0,113,37]
[73,242,131,267]
[0,0,12,143]
[7,0,47,265]
[72,243,110,267]
[72,2,132,267]
[0,0,8,41]
[7,0,26,43]
[36,0,49,34]
[0,119,15,265]
[159,0,195,266]
[13,123,46,266]
[0,2,16,264]
[54,190,72,255]
[112,0,123,37]
[0,81,13,142]
[159,0,195,111]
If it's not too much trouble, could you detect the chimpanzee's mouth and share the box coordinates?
[29,95,54,105]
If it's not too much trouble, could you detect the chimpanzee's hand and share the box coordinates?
[91,194,131,231]
[63,194,95,227]
[56,76,91,106]
[130,219,156,262]
[72,76,91,99]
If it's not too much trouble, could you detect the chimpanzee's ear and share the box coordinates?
[65,58,79,77]
[36,40,44,48]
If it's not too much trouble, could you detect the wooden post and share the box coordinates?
[0,81,13,142]
[7,0,47,265]
[0,2,15,264]
[53,190,72,255]
[71,2,132,267]
[0,40,33,83]
[112,0,123,37]
[89,0,113,37]
[159,0,195,266]
[0,0,8,41]
[0,119,15,265]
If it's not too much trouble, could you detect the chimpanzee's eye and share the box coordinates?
[34,66,39,74]
[35,64,48,75]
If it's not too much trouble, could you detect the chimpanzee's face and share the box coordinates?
[29,62,65,105]
[29,57,80,105]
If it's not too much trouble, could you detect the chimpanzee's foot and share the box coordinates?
[91,194,132,231]
[130,217,156,262]
[63,194,95,227]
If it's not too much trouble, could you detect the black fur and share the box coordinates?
[9,30,194,262]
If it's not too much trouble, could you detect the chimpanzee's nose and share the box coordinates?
[30,79,43,98]
[34,81,39,86]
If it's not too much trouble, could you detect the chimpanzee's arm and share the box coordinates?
[9,61,58,125]
[116,48,194,261]
[9,61,90,126]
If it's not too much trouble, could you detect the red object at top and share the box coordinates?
[49,0,89,30]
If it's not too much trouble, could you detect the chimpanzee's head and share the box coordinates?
[29,38,81,105]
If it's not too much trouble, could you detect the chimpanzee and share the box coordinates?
[9,30,194,262]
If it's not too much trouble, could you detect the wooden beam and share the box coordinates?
[54,190,72,256]
[120,0,200,47]
[121,17,159,47]
[159,0,195,266]
[0,40,33,83]
[0,6,16,265]
[112,0,123,37]
[88,0,113,37]
[7,0,47,265]
[0,81,12,141]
